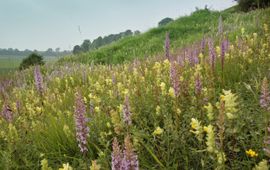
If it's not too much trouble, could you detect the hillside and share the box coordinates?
[1,6,270,170]
[61,7,269,65]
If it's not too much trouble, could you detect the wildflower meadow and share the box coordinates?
[1,7,270,170]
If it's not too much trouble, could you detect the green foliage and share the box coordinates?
[72,30,135,54]
[63,8,269,65]
[19,53,45,70]
[236,0,270,12]
[158,17,174,27]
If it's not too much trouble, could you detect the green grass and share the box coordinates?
[61,7,270,65]
[0,55,60,76]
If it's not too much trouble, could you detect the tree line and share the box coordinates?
[0,48,71,57]
[73,29,140,54]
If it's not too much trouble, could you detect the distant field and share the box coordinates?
[0,55,60,76]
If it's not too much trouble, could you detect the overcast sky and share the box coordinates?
[0,0,236,51]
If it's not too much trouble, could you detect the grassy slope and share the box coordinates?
[61,7,269,65]
[0,56,60,76]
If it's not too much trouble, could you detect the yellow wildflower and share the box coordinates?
[41,159,52,170]
[241,28,245,35]
[246,149,258,158]
[90,160,101,170]
[59,163,73,170]
[160,82,166,91]
[95,107,100,113]
[168,87,175,98]
[253,159,269,170]
[216,46,221,56]
[190,118,203,141]
[204,125,216,153]
[156,105,161,115]
[163,59,170,68]
[153,126,164,135]
[264,24,268,32]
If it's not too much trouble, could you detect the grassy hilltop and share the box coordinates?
[61,7,269,65]
[1,6,270,169]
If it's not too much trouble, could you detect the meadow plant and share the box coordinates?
[260,77,270,110]
[165,32,170,60]
[74,91,89,154]
[34,65,44,95]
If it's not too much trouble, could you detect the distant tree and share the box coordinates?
[73,45,81,54]
[55,47,60,52]
[134,30,141,35]
[80,39,91,52]
[123,30,133,37]
[19,53,45,70]
[91,37,103,49]
[158,17,174,27]
[235,0,270,11]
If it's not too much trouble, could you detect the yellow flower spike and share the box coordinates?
[216,46,221,56]
[59,163,73,170]
[190,118,203,141]
[163,59,170,67]
[241,28,245,35]
[191,118,200,130]
[264,24,268,32]
[36,107,42,113]
[204,125,216,153]
[176,108,181,115]
[63,125,72,137]
[88,93,93,99]
[160,82,166,90]
[153,126,164,135]
[168,87,175,98]
[95,106,100,113]
[246,149,258,158]
[179,76,184,82]
[253,159,269,170]
[123,89,129,95]
[204,103,214,121]
[156,105,161,115]
[83,97,87,104]
[199,53,204,60]
[106,122,111,128]
[41,158,52,170]
[90,160,101,170]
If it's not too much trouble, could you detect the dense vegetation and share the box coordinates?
[236,0,270,11]
[72,30,140,55]
[0,48,70,57]
[61,7,269,65]
[0,5,270,170]
[158,17,174,27]
[19,53,45,70]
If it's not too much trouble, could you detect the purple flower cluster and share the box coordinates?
[208,39,216,72]
[123,96,132,125]
[221,38,229,71]
[170,62,180,97]
[1,103,13,122]
[201,37,206,54]
[195,74,202,96]
[260,77,270,110]
[165,32,170,60]
[74,91,89,153]
[34,65,44,95]
[112,136,139,170]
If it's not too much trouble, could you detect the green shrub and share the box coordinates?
[236,0,270,12]
[19,53,45,70]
